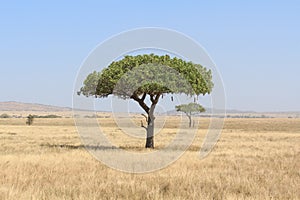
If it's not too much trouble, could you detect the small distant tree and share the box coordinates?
[176,103,205,127]
[26,114,34,125]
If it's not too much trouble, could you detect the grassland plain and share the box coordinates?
[0,117,299,200]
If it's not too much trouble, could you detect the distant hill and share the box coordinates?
[0,101,299,118]
[0,101,72,112]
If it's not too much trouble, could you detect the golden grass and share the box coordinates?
[0,117,299,199]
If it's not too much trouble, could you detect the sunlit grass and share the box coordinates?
[0,117,299,199]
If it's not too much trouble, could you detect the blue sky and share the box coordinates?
[0,1,299,112]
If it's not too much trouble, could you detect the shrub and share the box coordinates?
[0,113,11,118]
[26,114,34,125]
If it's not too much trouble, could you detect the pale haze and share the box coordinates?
[0,1,299,112]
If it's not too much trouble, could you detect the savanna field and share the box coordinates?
[0,116,299,200]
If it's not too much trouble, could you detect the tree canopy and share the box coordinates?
[175,102,206,114]
[78,54,213,99]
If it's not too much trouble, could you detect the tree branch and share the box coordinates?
[141,93,146,101]
[141,120,147,130]
[130,93,150,114]
[150,93,161,104]
[150,94,155,103]
[154,94,161,104]
[185,112,191,118]
[141,113,148,122]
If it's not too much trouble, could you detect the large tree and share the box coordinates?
[78,54,213,148]
[175,103,205,127]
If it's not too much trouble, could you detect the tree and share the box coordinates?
[78,54,213,148]
[26,114,34,125]
[175,103,205,127]
[0,113,10,118]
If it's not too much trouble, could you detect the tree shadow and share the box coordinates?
[40,143,118,150]
[40,143,200,152]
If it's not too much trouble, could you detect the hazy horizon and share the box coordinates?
[1,100,300,113]
[1,1,299,112]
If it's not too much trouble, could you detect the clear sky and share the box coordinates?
[0,1,299,112]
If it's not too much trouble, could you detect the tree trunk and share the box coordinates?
[132,93,160,148]
[145,103,156,148]
[145,116,154,148]
[188,115,192,128]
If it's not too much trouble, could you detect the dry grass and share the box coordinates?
[0,117,299,199]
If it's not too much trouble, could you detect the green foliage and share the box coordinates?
[113,63,196,99]
[78,54,213,98]
[78,71,101,97]
[0,113,10,118]
[175,103,206,115]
